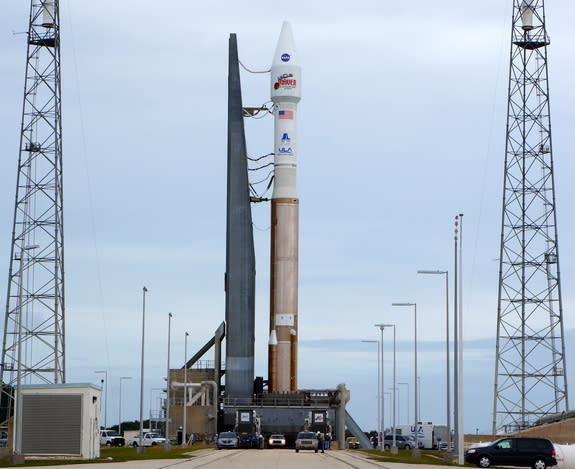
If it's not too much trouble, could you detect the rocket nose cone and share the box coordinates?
[272,21,298,67]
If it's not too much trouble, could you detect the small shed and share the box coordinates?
[15,383,101,459]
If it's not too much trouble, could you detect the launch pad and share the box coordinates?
[162,25,369,450]
[221,390,344,447]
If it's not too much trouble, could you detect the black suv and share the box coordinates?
[465,437,556,469]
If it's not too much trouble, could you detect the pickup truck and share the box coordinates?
[99,430,125,447]
[127,432,167,447]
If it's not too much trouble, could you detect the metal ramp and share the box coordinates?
[345,410,371,449]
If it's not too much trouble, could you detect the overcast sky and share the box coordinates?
[1,0,575,435]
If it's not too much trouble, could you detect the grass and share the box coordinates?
[100,444,208,461]
[358,448,464,466]
[0,444,211,467]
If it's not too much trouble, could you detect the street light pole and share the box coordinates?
[391,326,397,454]
[137,286,148,454]
[455,214,464,464]
[397,386,401,424]
[384,392,392,430]
[392,303,419,457]
[119,376,132,435]
[361,340,380,439]
[182,332,189,447]
[417,269,450,447]
[165,313,172,450]
[376,324,397,453]
[398,382,410,424]
[95,370,108,429]
[373,324,385,450]
[417,376,421,424]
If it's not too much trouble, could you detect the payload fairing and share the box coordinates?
[268,22,301,393]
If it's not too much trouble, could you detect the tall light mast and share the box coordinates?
[0,0,65,420]
[493,0,568,434]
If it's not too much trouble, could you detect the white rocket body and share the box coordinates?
[269,22,301,393]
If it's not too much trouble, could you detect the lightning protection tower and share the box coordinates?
[493,0,568,434]
[0,0,65,421]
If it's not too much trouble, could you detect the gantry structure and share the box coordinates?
[493,0,568,433]
[0,0,65,421]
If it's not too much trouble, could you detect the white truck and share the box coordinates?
[127,432,167,447]
[396,423,449,449]
[99,429,125,447]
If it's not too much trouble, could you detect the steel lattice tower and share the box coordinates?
[0,0,65,420]
[493,0,568,434]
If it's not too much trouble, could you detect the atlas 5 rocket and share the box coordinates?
[268,22,301,393]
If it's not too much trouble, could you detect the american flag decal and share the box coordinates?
[278,110,294,120]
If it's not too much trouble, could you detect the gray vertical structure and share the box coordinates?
[225,34,256,400]
[493,0,568,434]
[1,0,65,421]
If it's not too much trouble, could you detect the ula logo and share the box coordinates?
[281,133,291,142]
[281,53,290,62]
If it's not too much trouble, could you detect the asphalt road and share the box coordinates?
[33,448,456,469]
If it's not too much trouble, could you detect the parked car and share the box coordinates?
[295,432,318,453]
[217,432,239,449]
[268,434,286,448]
[384,434,416,450]
[465,437,557,469]
[127,432,167,447]
[346,436,360,449]
[99,430,125,447]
